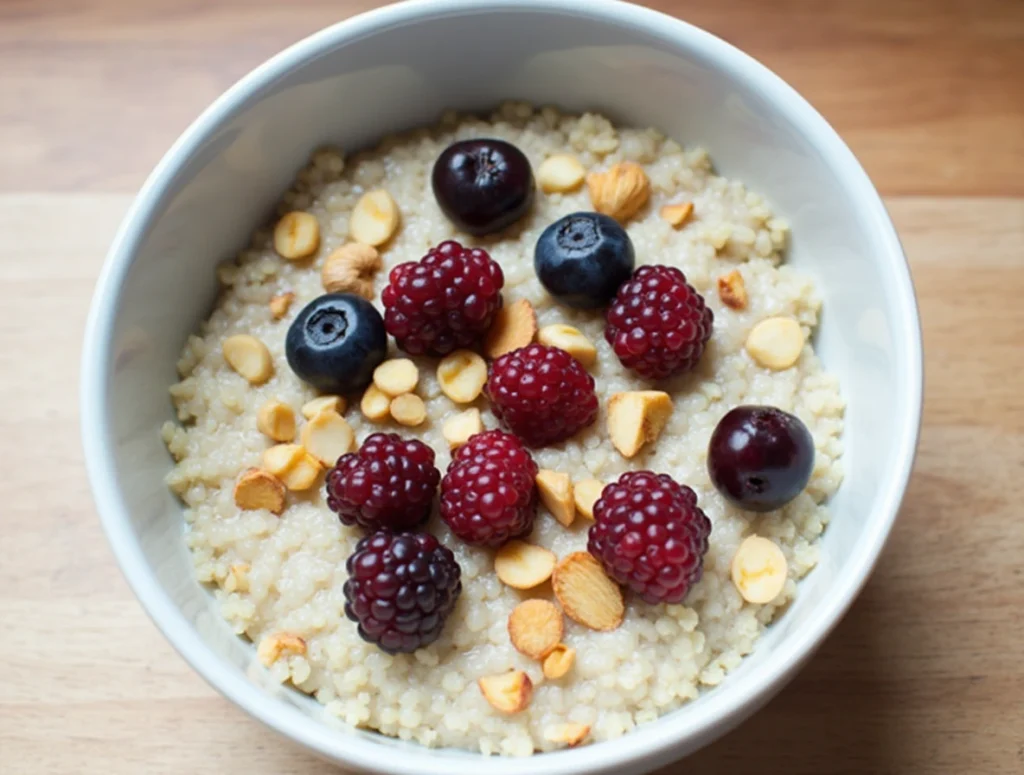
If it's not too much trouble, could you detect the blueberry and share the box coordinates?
[285,293,387,394]
[432,139,534,236]
[534,212,635,309]
[707,406,815,512]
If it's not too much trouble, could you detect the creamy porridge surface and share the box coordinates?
[162,102,844,755]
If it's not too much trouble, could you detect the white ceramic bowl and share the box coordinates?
[81,0,922,772]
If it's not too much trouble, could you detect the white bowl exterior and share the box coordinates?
[81,1,922,773]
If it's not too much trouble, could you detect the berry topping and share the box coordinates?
[486,343,599,447]
[604,265,714,380]
[707,405,814,512]
[343,530,462,654]
[432,139,535,236]
[326,433,440,531]
[534,212,635,309]
[440,430,538,546]
[285,293,388,394]
[588,471,711,605]
[381,240,504,356]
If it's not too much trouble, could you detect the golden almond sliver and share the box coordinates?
[508,599,563,660]
[494,540,557,589]
[552,551,624,631]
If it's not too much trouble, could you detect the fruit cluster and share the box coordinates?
[239,136,816,664]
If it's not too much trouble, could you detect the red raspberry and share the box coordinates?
[326,433,440,531]
[343,529,462,654]
[440,430,538,546]
[381,240,504,356]
[485,343,599,447]
[604,265,713,380]
[588,471,711,604]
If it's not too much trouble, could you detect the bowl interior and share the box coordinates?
[83,2,919,773]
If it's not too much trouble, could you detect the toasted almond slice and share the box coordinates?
[223,334,274,385]
[717,269,748,310]
[350,189,399,246]
[573,479,604,520]
[544,722,590,747]
[269,292,295,319]
[360,383,391,422]
[494,540,557,590]
[373,358,420,397]
[437,350,487,403]
[537,154,586,193]
[274,211,320,260]
[256,400,296,442]
[390,393,426,426]
[536,470,575,527]
[745,316,805,370]
[442,408,484,449]
[300,410,354,465]
[659,201,694,227]
[552,552,624,631]
[587,162,650,222]
[536,324,597,368]
[257,632,307,666]
[731,535,788,604]
[484,299,537,359]
[301,395,345,419]
[508,599,564,660]
[321,243,382,298]
[478,670,533,714]
[262,443,305,477]
[607,391,673,459]
[542,644,576,679]
[233,468,286,514]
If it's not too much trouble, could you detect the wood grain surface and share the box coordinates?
[1,1,1022,773]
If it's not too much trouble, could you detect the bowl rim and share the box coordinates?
[80,0,923,772]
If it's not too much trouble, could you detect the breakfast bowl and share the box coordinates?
[80,0,922,772]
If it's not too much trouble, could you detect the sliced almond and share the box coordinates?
[360,383,391,422]
[717,269,748,310]
[731,535,788,604]
[301,395,345,419]
[442,408,484,449]
[745,316,805,370]
[437,350,487,403]
[233,468,286,514]
[262,444,323,491]
[484,299,537,359]
[659,201,694,227]
[478,670,533,714]
[552,552,624,632]
[544,722,590,747]
[587,162,650,222]
[536,470,575,527]
[373,358,419,397]
[269,292,295,319]
[508,599,564,660]
[256,400,296,442]
[607,391,673,459]
[390,393,426,427]
[494,540,557,590]
[300,410,354,465]
[537,154,586,193]
[349,189,399,247]
[274,211,320,260]
[257,632,306,666]
[223,334,274,385]
[542,644,576,679]
[321,243,382,299]
[536,324,597,368]
[573,479,604,520]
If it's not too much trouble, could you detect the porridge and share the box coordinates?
[162,102,844,755]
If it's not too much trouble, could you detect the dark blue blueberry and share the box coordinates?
[432,139,534,236]
[285,293,387,394]
[534,212,635,309]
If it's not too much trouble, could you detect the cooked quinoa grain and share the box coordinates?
[162,102,845,755]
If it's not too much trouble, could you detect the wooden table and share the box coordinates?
[2,1,1022,772]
